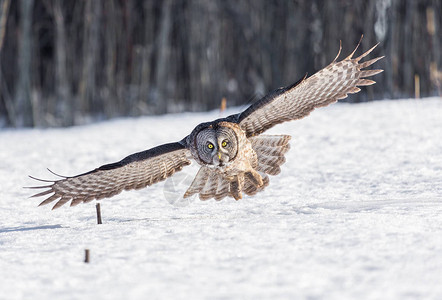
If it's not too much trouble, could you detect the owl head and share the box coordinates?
[189,121,240,167]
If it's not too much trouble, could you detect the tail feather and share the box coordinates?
[214,175,230,201]
[200,171,219,200]
[184,166,232,201]
[183,166,210,198]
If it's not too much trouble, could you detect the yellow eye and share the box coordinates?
[221,140,228,147]
[207,143,214,149]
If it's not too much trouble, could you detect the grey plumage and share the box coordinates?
[29,39,383,209]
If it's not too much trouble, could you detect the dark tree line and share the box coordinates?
[0,0,440,127]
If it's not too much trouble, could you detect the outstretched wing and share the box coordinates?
[236,39,384,137]
[29,141,191,209]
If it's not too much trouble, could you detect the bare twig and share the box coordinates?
[96,203,102,224]
[84,249,90,263]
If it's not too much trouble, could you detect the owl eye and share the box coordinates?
[221,140,228,148]
[207,142,214,149]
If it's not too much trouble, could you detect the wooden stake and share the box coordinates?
[220,97,227,113]
[96,203,102,224]
[84,249,90,263]
[414,74,420,99]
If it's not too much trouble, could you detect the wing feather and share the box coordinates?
[250,135,291,176]
[29,142,191,209]
[183,166,210,199]
[236,39,384,137]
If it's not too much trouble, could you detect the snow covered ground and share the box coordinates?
[1,97,442,300]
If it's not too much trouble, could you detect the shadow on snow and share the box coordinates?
[0,224,63,233]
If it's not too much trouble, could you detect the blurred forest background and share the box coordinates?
[0,0,440,127]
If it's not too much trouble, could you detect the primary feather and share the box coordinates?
[29,143,191,209]
[236,40,383,137]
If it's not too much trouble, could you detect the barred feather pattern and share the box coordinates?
[183,135,289,201]
[29,147,191,209]
[183,166,270,201]
[249,135,291,176]
[238,41,384,137]
[29,39,383,208]
[183,167,222,200]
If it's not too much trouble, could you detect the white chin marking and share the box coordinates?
[216,162,230,170]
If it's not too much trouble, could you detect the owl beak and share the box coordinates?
[216,152,226,167]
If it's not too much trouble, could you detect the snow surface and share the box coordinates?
[1,98,442,300]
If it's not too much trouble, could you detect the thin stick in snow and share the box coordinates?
[96,203,102,224]
[84,249,90,263]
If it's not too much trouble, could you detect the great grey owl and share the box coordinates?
[29,40,383,209]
